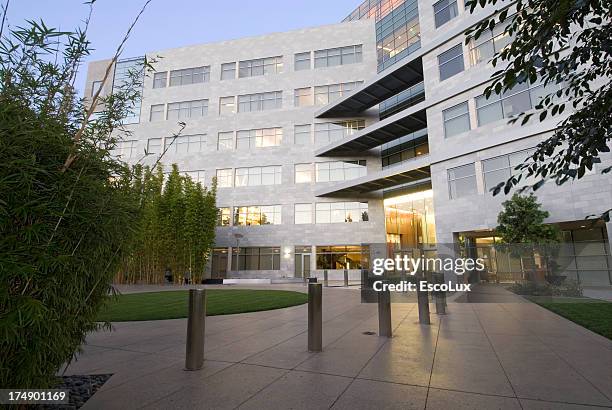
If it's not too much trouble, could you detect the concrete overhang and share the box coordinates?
[315,156,431,197]
[315,53,424,118]
[315,101,427,157]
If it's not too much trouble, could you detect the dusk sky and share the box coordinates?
[6,0,361,94]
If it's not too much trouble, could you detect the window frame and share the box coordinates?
[438,44,465,81]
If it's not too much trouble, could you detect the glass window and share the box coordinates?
[314,45,362,68]
[314,81,362,105]
[294,87,313,107]
[147,138,162,154]
[234,166,281,187]
[236,128,282,149]
[219,96,236,115]
[167,99,208,120]
[217,132,234,150]
[231,247,280,271]
[295,164,312,183]
[295,204,312,224]
[482,148,536,191]
[169,134,206,154]
[314,120,365,144]
[112,140,136,159]
[315,245,369,270]
[91,80,103,96]
[377,17,421,70]
[221,62,236,80]
[233,205,281,226]
[315,202,369,223]
[294,124,312,144]
[433,0,458,28]
[112,57,145,124]
[150,104,165,121]
[295,52,311,71]
[153,72,167,89]
[216,168,233,188]
[443,102,470,137]
[183,170,206,185]
[169,66,210,86]
[315,161,366,182]
[469,20,513,65]
[237,91,282,113]
[238,56,283,78]
[438,44,464,81]
[217,207,231,226]
[448,163,477,199]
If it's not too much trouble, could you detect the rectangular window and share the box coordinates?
[233,205,281,226]
[167,99,208,120]
[183,170,206,185]
[168,134,206,154]
[294,163,312,183]
[236,128,282,149]
[153,72,167,88]
[448,163,477,199]
[221,62,236,80]
[169,66,210,86]
[217,132,234,150]
[482,148,536,191]
[237,91,282,113]
[91,80,103,96]
[433,0,458,28]
[217,207,231,226]
[150,104,165,121]
[216,168,233,188]
[378,18,421,69]
[238,56,283,78]
[219,96,236,115]
[147,138,162,154]
[438,44,464,81]
[314,120,365,144]
[294,87,313,107]
[314,45,362,68]
[295,204,312,224]
[316,245,369,269]
[295,52,311,71]
[314,81,362,105]
[315,202,369,223]
[231,247,281,271]
[443,102,470,137]
[112,140,136,159]
[315,161,367,182]
[469,20,513,65]
[294,124,312,144]
[234,166,282,187]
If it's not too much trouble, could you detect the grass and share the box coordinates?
[533,299,612,340]
[97,289,308,322]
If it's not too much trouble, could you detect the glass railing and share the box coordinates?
[378,81,425,119]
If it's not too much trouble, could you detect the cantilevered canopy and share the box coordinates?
[315,54,423,118]
[315,102,427,157]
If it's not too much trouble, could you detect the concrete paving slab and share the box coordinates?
[332,378,428,409]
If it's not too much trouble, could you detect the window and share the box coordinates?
[448,163,477,199]
[147,138,162,154]
[294,87,313,107]
[443,102,470,137]
[112,57,145,124]
[219,96,236,115]
[295,52,311,71]
[316,245,369,269]
[112,140,136,159]
[295,204,312,224]
[381,128,429,168]
[236,128,282,149]
[314,120,365,144]
[221,62,236,80]
[167,99,208,120]
[438,44,464,81]
[475,81,559,126]
[231,247,281,270]
[169,66,210,86]
[153,72,167,88]
[469,20,512,65]
[217,207,231,226]
[91,80,103,96]
[150,104,165,121]
[314,81,362,105]
[237,91,282,112]
[167,134,206,154]
[294,124,312,144]
[238,56,283,78]
[482,149,536,191]
[216,169,233,188]
[314,45,362,68]
[183,170,206,185]
[315,161,367,182]
[315,202,369,223]
[217,132,234,150]
[378,18,421,70]
[294,164,312,183]
[234,166,282,187]
[433,0,458,28]
[233,205,281,226]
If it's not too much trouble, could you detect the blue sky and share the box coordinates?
[6,0,360,94]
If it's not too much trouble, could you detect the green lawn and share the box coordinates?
[98,289,308,322]
[534,300,612,340]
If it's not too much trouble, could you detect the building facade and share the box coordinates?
[86,0,612,286]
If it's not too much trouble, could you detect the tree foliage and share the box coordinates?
[496,193,560,244]
[465,0,611,221]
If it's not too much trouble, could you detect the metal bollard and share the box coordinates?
[185,288,206,370]
[416,280,430,325]
[343,269,349,287]
[308,283,323,352]
[434,273,446,315]
[377,286,392,337]
[323,270,329,287]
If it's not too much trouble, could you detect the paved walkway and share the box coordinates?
[67,285,612,409]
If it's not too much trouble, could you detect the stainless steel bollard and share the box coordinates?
[308,283,323,352]
[378,286,392,337]
[185,288,206,371]
[323,270,329,287]
[416,280,430,325]
[343,269,349,287]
